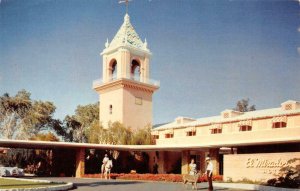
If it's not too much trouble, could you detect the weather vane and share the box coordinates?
[119,0,132,14]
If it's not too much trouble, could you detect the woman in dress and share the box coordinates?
[189,158,197,175]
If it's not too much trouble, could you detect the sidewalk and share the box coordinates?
[28,177,251,191]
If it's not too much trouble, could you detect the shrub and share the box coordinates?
[83,173,223,183]
[266,158,300,189]
[267,170,300,188]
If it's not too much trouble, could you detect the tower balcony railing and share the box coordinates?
[93,75,160,89]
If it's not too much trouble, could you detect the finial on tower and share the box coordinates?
[105,38,109,48]
[119,0,132,14]
[143,38,148,49]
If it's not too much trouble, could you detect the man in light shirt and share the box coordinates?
[205,157,213,191]
[101,154,109,179]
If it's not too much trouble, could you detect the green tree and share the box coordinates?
[22,101,56,136]
[30,132,59,142]
[0,90,58,139]
[106,121,133,145]
[86,120,105,144]
[131,125,152,145]
[75,103,99,127]
[234,98,256,112]
[63,102,99,143]
[63,115,83,142]
[50,119,66,138]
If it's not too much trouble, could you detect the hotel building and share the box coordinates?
[151,100,300,181]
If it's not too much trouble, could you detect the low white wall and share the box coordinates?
[0,177,73,191]
[223,152,300,182]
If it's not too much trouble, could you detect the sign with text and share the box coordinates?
[223,152,300,182]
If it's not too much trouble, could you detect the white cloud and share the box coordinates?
[298,47,300,55]
[298,27,300,33]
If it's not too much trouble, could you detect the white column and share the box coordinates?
[144,56,150,83]
[102,55,107,83]
[119,48,130,79]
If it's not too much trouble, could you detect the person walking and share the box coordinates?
[204,157,213,191]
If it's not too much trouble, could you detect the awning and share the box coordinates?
[151,131,159,136]
[210,123,222,130]
[184,126,196,132]
[1,136,300,152]
[238,120,252,126]
[272,116,287,123]
[164,129,174,134]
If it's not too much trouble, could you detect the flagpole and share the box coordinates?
[119,0,132,14]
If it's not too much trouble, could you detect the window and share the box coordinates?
[109,105,112,114]
[185,127,196,136]
[223,113,229,118]
[164,129,174,138]
[272,116,287,128]
[152,135,159,139]
[151,133,159,144]
[211,128,222,134]
[135,97,142,105]
[239,125,252,132]
[272,122,287,128]
[285,104,292,110]
[186,131,196,136]
[165,134,174,138]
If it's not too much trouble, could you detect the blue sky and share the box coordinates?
[1,0,299,124]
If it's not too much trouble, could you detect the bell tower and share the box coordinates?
[93,13,159,130]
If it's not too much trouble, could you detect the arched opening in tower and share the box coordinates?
[109,59,117,81]
[131,59,140,81]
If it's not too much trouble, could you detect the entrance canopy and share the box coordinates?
[1,138,298,151]
[0,139,212,151]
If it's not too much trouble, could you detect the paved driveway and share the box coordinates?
[28,177,250,191]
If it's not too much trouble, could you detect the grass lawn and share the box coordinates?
[0,178,64,189]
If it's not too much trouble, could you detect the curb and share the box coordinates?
[0,177,73,191]
[214,183,299,191]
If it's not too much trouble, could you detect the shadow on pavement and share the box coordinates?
[70,180,143,189]
[196,187,235,190]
